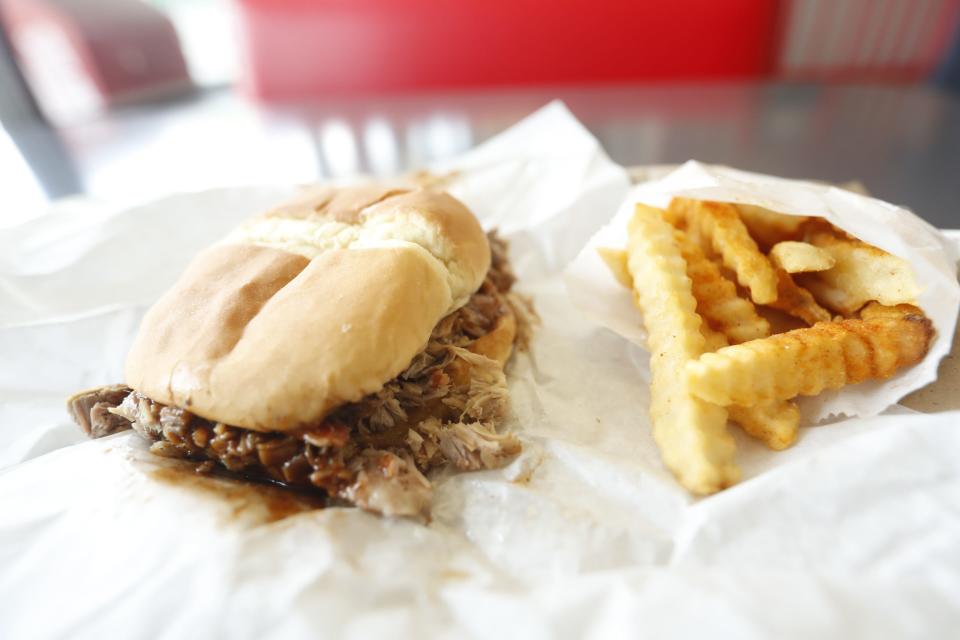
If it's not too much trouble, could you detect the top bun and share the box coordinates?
[227,185,489,311]
[125,186,490,432]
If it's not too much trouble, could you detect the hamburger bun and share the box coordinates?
[125,186,491,432]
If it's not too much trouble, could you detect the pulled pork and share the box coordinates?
[67,384,134,439]
[67,233,528,519]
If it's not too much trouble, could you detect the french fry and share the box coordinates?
[728,403,800,451]
[793,274,863,316]
[610,184,933,494]
[803,216,850,239]
[859,301,925,320]
[769,241,835,273]
[700,325,799,450]
[627,204,739,493]
[699,324,730,353]
[804,232,921,315]
[673,199,779,305]
[596,247,633,288]
[664,196,698,229]
[675,229,771,344]
[685,313,934,407]
[736,204,809,250]
[768,268,833,326]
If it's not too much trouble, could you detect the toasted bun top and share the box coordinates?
[125,186,490,431]
[225,185,489,310]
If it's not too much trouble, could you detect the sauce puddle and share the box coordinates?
[149,464,327,524]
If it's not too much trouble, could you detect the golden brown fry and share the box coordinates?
[675,229,770,344]
[736,204,809,250]
[659,202,685,228]
[596,247,633,288]
[728,403,800,451]
[699,324,730,352]
[793,274,863,316]
[803,216,851,239]
[667,197,717,251]
[627,204,739,494]
[804,232,921,315]
[768,268,833,326]
[769,241,835,273]
[674,199,779,305]
[700,325,799,450]
[685,313,934,407]
[859,301,925,320]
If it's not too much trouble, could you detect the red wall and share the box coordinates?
[236,0,781,100]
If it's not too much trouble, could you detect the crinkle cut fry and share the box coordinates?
[802,230,921,315]
[677,222,798,449]
[735,204,809,250]
[596,240,770,343]
[768,268,832,326]
[627,204,739,494]
[596,246,633,289]
[728,402,800,451]
[670,199,779,305]
[860,301,924,320]
[674,229,771,344]
[686,313,934,407]
[769,241,835,273]
[700,326,799,450]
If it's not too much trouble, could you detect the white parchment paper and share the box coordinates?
[2,104,960,639]
[566,161,960,421]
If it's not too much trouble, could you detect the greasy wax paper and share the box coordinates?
[566,161,960,421]
[2,103,960,639]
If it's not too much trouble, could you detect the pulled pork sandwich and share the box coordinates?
[67,185,533,518]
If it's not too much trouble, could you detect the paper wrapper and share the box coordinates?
[2,104,960,638]
[566,161,960,421]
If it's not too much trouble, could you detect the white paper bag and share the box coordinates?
[566,160,960,420]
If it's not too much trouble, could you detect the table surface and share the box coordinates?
[4,82,960,227]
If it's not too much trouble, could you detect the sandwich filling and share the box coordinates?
[68,233,532,518]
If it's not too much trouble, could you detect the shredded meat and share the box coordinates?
[488,231,517,293]
[69,232,528,518]
[340,450,432,518]
[67,385,134,438]
[409,417,521,471]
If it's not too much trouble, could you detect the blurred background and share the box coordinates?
[1,0,959,227]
